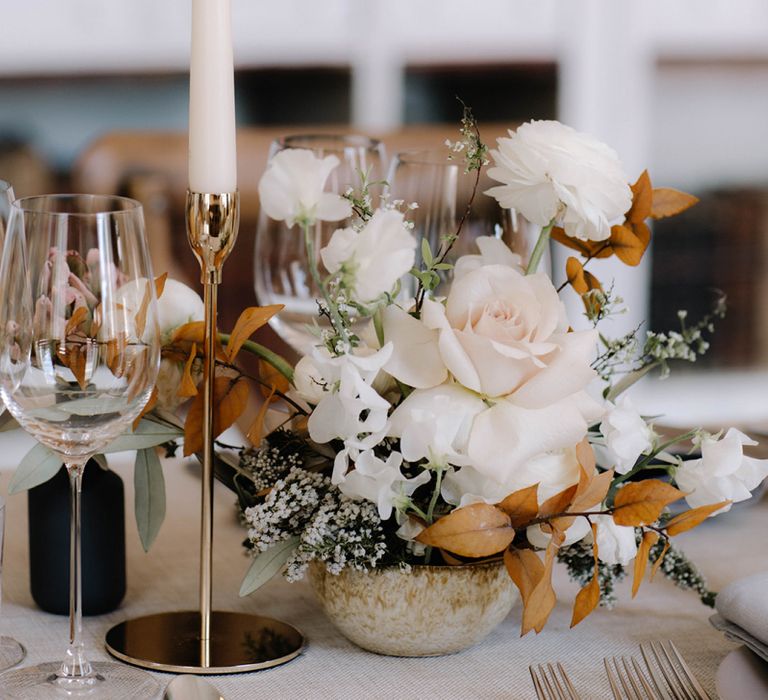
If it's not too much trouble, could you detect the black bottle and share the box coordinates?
[27,461,126,615]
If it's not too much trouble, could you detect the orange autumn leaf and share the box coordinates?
[609,225,648,267]
[566,257,588,295]
[612,479,685,527]
[133,387,158,430]
[551,227,613,259]
[184,375,250,456]
[664,501,731,537]
[571,467,614,514]
[65,306,88,337]
[632,530,659,598]
[497,484,539,528]
[571,523,600,627]
[134,280,152,339]
[521,540,559,635]
[650,539,670,581]
[576,438,596,471]
[627,170,653,223]
[651,188,699,219]
[537,483,578,520]
[416,503,514,558]
[172,320,205,345]
[178,342,199,398]
[504,548,545,608]
[247,386,275,446]
[226,305,283,362]
[66,344,88,390]
[259,358,290,398]
[154,272,168,299]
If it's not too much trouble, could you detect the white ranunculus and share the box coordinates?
[388,383,486,468]
[320,209,416,305]
[675,428,768,513]
[593,514,638,566]
[258,148,352,228]
[114,278,204,412]
[598,396,653,474]
[485,120,632,242]
[338,449,430,520]
[453,236,523,281]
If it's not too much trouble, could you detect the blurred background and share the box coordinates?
[2,0,768,425]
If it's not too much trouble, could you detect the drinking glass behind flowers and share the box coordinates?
[0,195,161,698]
[385,149,549,298]
[254,134,386,353]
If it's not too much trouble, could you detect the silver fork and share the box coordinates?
[603,655,661,699]
[640,641,711,700]
[529,662,581,700]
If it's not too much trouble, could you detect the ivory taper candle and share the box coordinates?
[188,0,237,193]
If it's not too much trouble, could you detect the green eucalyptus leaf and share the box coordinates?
[239,536,300,597]
[103,419,183,454]
[421,238,433,266]
[134,447,166,552]
[9,443,63,494]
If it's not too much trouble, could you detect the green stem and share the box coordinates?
[373,307,385,347]
[525,222,554,275]
[302,221,347,347]
[426,467,445,525]
[606,362,659,401]
[218,333,294,383]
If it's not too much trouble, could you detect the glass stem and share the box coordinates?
[58,462,94,681]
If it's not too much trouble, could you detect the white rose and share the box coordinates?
[320,209,416,306]
[258,148,352,228]
[453,235,523,281]
[485,120,632,242]
[388,383,486,468]
[675,428,768,513]
[593,514,638,566]
[337,449,430,520]
[598,396,653,474]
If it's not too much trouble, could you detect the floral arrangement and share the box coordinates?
[224,108,768,634]
[11,109,766,636]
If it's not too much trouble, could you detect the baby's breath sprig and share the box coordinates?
[342,168,386,225]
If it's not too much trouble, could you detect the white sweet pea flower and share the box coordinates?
[395,516,427,556]
[485,120,632,242]
[453,235,523,281]
[338,449,430,520]
[258,148,352,228]
[320,209,416,306]
[526,517,591,550]
[303,344,393,483]
[291,354,325,406]
[593,514,638,565]
[598,396,653,474]
[675,428,768,513]
[388,383,486,468]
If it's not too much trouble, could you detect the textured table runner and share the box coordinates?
[0,431,756,699]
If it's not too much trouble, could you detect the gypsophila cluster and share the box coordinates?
[244,468,330,553]
[285,492,387,581]
[239,445,302,492]
[445,100,489,174]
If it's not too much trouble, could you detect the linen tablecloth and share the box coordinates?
[0,430,755,699]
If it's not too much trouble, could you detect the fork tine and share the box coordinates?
[546,663,567,699]
[538,664,563,700]
[656,642,694,700]
[604,658,623,700]
[631,657,658,698]
[643,642,683,699]
[615,656,641,700]
[530,665,547,700]
[557,662,581,700]
[666,642,711,700]
[621,657,645,699]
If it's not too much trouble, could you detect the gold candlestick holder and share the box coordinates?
[105,191,305,674]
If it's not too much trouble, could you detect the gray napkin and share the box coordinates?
[710,571,768,662]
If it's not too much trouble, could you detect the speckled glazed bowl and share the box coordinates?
[308,561,518,656]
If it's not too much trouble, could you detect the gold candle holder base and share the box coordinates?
[105,611,304,674]
[105,191,305,673]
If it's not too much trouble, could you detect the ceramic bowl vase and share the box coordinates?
[308,561,518,657]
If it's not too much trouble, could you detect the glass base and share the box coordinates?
[0,636,26,671]
[0,661,160,699]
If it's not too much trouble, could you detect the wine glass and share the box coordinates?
[386,149,549,298]
[254,134,387,354]
[0,195,161,698]
[0,181,27,672]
